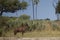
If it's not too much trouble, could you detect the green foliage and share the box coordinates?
[1,17,60,37]
[0,0,28,16]
[0,29,2,37]
[34,0,39,5]
[19,14,30,20]
[56,1,60,13]
[52,23,60,31]
[7,14,30,29]
[20,1,28,9]
[0,16,9,27]
[45,18,50,20]
[37,24,45,31]
[0,16,10,36]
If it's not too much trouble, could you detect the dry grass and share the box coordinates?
[3,21,60,37]
[4,30,60,37]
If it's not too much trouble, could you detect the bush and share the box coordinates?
[0,29,2,37]
[36,23,45,31]
[52,23,60,31]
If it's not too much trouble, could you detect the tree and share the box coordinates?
[0,16,9,26]
[0,0,28,16]
[34,0,39,19]
[53,0,60,20]
[0,16,9,36]
[19,14,30,20]
[31,0,39,20]
[55,0,60,20]
[32,0,35,20]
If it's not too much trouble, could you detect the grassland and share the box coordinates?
[3,20,60,37]
[4,30,60,37]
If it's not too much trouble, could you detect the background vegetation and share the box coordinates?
[0,15,60,37]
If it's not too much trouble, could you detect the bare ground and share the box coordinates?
[0,37,60,40]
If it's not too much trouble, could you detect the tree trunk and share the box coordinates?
[32,0,34,20]
[56,14,60,20]
[36,4,37,19]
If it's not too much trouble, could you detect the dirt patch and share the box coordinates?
[0,37,60,40]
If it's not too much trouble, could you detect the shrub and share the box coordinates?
[52,23,60,31]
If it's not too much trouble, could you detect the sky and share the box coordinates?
[3,0,58,20]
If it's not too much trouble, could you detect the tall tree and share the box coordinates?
[34,0,39,19]
[31,0,39,20]
[53,0,60,20]
[0,0,28,16]
[32,0,34,20]
[55,0,60,20]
